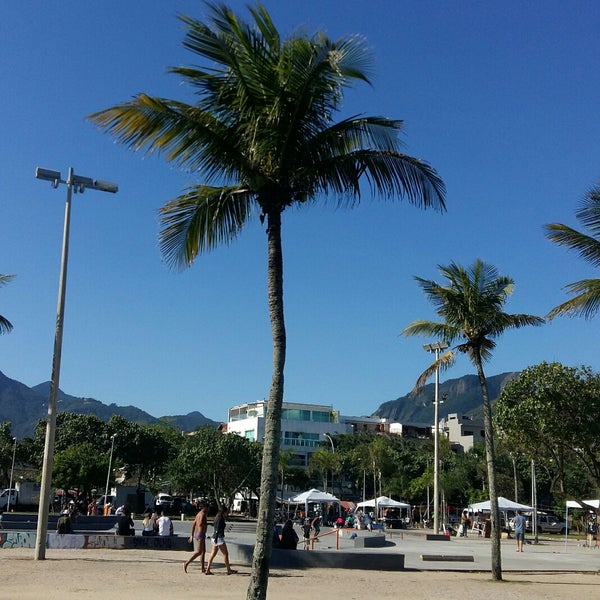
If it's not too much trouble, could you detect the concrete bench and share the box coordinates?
[425,534,451,541]
[420,554,474,562]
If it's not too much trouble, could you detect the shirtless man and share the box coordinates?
[184,501,208,573]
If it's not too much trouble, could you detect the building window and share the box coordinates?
[282,431,320,448]
[311,411,331,423]
[281,409,311,421]
[244,430,255,442]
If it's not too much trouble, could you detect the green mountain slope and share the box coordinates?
[0,371,217,439]
[372,372,519,424]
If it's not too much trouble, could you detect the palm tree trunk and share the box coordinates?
[475,353,503,581]
[247,209,286,600]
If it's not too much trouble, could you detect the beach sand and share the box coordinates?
[2,548,599,599]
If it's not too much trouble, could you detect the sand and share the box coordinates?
[1,548,599,599]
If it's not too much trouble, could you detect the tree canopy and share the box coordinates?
[495,362,600,498]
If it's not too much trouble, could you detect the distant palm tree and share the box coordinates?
[402,259,544,581]
[88,4,445,598]
[0,274,14,335]
[545,182,600,320]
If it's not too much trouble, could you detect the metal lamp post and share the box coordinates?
[423,341,449,534]
[323,433,335,495]
[34,167,117,560]
[7,437,17,512]
[104,434,116,514]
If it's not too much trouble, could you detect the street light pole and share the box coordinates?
[323,433,335,495]
[7,437,17,512]
[423,341,449,535]
[104,434,116,514]
[34,167,117,560]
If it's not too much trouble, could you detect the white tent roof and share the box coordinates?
[356,496,411,509]
[469,496,533,511]
[289,488,339,503]
[566,499,600,509]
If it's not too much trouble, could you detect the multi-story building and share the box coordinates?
[227,400,353,467]
[440,412,485,452]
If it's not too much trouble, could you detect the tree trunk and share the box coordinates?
[247,209,286,600]
[475,353,503,581]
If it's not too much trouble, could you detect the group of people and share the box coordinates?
[331,509,373,531]
[183,502,237,575]
[114,509,174,537]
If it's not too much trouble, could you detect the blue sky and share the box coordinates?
[1,1,598,423]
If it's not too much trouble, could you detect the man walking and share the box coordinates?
[184,501,208,572]
[513,510,527,552]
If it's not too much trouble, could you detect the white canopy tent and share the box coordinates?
[356,496,411,511]
[289,489,340,519]
[355,496,411,521]
[467,497,534,534]
[468,497,533,512]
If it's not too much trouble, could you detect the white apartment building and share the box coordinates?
[227,400,352,467]
[440,413,485,452]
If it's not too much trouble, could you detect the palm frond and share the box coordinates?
[413,350,456,393]
[0,274,14,334]
[547,278,600,320]
[544,223,600,268]
[159,185,256,269]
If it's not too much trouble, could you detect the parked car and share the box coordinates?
[154,493,174,510]
[509,513,569,534]
[172,496,194,515]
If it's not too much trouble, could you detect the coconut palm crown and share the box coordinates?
[88,3,445,599]
[545,181,600,320]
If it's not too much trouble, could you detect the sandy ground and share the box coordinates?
[1,548,600,600]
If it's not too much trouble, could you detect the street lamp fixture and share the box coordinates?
[323,433,335,453]
[34,166,118,561]
[423,341,449,535]
[7,437,17,512]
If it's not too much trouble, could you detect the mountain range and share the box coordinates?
[373,371,519,424]
[1,369,519,439]
[0,371,218,439]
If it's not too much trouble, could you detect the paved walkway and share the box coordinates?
[214,522,600,573]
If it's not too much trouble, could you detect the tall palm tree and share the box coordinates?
[402,259,544,580]
[88,4,445,598]
[545,181,600,320]
[0,274,15,335]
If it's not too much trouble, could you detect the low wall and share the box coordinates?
[1,513,118,532]
[0,531,192,551]
[0,532,405,570]
[226,542,405,571]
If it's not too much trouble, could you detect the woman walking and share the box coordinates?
[205,505,237,575]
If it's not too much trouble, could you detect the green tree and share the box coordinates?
[88,5,445,597]
[30,413,109,470]
[108,416,175,491]
[0,422,16,487]
[308,449,340,494]
[278,449,294,505]
[53,442,108,498]
[0,274,14,335]
[545,181,600,319]
[495,362,600,498]
[170,427,261,503]
[402,259,544,580]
